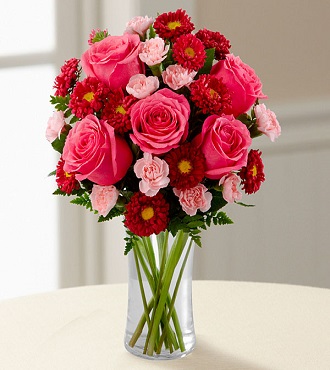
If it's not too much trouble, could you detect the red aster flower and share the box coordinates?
[101,90,137,135]
[153,9,194,42]
[68,77,109,118]
[124,192,170,237]
[172,34,206,71]
[54,58,80,96]
[56,157,80,194]
[195,28,231,60]
[164,143,205,190]
[239,149,265,194]
[190,74,232,114]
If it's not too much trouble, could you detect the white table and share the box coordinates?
[0,281,330,369]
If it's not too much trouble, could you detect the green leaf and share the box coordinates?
[51,124,71,154]
[197,48,215,76]
[124,230,139,255]
[235,201,255,207]
[148,24,156,39]
[48,170,56,177]
[98,207,123,222]
[50,95,70,111]
[70,192,92,211]
[209,191,227,213]
[53,188,67,196]
[187,220,205,228]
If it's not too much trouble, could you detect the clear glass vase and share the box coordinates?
[124,229,196,360]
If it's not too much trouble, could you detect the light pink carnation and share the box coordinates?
[134,152,170,196]
[46,111,65,142]
[162,64,197,90]
[219,173,242,203]
[254,103,281,142]
[90,185,119,217]
[139,37,169,66]
[173,184,212,216]
[126,74,159,99]
[125,15,154,37]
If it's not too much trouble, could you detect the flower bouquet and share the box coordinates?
[46,9,280,359]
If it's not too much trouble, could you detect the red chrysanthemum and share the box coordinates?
[153,9,194,42]
[195,28,231,60]
[68,77,109,119]
[239,149,265,194]
[172,34,206,70]
[164,143,206,190]
[124,192,170,237]
[54,58,80,96]
[56,157,80,194]
[101,90,137,135]
[190,74,232,114]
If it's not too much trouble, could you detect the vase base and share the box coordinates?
[124,334,196,360]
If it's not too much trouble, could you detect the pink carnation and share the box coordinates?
[126,74,159,99]
[173,184,212,216]
[46,111,65,142]
[162,64,197,90]
[139,37,169,66]
[90,185,119,217]
[254,103,281,142]
[125,15,154,37]
[219,173,242,203]
[134,152,170,196]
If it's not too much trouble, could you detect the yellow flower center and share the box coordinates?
[141,207,154,221]
[251,165,258,177]
[115,105,127,115]
[178,159,192,174]
[167,21,181,30]
[185,47,195,58]
[64,171,72,178]
[209,88,218,99]
[83,91,94,102]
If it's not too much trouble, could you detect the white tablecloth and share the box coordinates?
[0,281,330,369]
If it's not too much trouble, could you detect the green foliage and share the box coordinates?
[70,192,93,212]
[91,30,109,43]
[50,95,70,111]
[197,48,216,76]
[98,207,123,222]
[51,126,70,154]
[235,201,255,207]
[124,229,140,255]
[53,188,67,196]
[148,24,156,39]
[168,210,233,249]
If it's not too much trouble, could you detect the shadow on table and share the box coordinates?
[121,336,270,370]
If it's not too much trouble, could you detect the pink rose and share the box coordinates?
[62,114,132,185]
[173,184,212,216]
[81,34,145,90]
[126,74,159,99]
[162,64,197,90]
[130,88,190,155]
[211,54,267,117]
[139,37,169,66]
[134,152,170,196]
[194,114,252,179]
[219,173,242,203]
[254,103,281,142]
[90,185,119,217]
[46,111,65,142]
[124,15,154,37]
